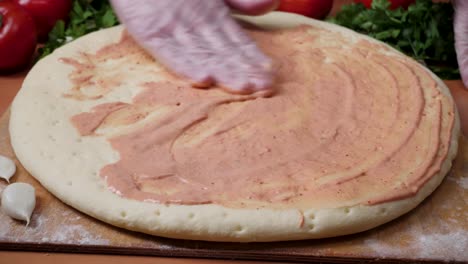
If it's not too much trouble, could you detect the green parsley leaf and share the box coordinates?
[328,0,459,79]
[100,8,117,28]
[37,0,119,60]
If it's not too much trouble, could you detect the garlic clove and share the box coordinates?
[0,155,16,183]
[1,183,36,225]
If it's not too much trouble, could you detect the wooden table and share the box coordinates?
[1,1,467,263]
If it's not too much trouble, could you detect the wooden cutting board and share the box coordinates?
[0,109,467,263]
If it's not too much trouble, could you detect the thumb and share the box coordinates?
[225,0,279,15]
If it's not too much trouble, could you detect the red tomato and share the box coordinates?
[277,0,334,20]
[0,1,37,72]
[14,0,72,41]
[354,0,415,9]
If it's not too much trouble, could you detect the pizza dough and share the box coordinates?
[9,12,459,242]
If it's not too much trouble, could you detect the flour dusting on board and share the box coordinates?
[0,206,109,245]
[456,177,468,189]
[0,179,108,245]
[365,230,468,261]
[364,174,468,263]
[41,224,109,245]
[447,176,468,189]
[37,214,109,245]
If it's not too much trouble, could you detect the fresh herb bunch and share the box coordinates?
[39,0,459,79]
[38,0,119,59]
[328,0,459,79]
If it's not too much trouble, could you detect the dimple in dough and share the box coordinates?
[0,155,16,183]
[1,183,36,225]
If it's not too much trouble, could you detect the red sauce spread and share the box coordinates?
[66,26,455,209]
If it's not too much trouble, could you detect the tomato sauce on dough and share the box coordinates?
[67,26,455,209]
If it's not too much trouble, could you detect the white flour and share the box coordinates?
[365,230,468,261]
[447,176,468,190]
[457,177,468,189]
[0,207,109,245]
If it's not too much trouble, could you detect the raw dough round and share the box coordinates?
[9,12,459,242]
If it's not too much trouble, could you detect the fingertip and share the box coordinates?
[216,74,275,96]
[215,75,254,94]
[187,72,215,88]
[226,0,279,16]
[211,59,276,95]
[225,81,254,94]
[250,76,274,92]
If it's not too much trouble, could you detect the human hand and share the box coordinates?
[110,0,278,95]
[453,0,468,89]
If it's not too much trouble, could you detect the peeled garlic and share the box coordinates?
[1,183,36,225]
[0,155,16,183]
